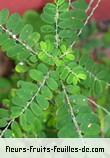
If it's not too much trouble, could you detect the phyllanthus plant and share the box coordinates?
[0,0,110,138]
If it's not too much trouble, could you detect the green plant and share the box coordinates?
[0,0,110,138]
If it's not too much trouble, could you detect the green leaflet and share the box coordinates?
[0,9,9,24]
[71,10,86,20]
[66,85,80,95]
[41,25,55,33]
[41,86,53,100]
[6,13,24,34]
[77,73,87,80]
[23,10,44,33]
[56,0,65,6]
[36,95,49,110]
[0,78,11,103]
[7,45,30,60]
[59,30,75,39]
[46,77,58,91]
[0,109,9,119]
[44,3,56,15]
[59,2,68,12]
[12,96,28,107]
[41,13,55,25]
[0,119,8,128]
[59,12,72,20]
[11,121,23,138]
[73,0,88,10]
[38,52,53,65]
[60,68,70,80]
[81,123,100,137]
[29,55,38,63]
[58,123,78,138]
[29,69,44,81]
[56,104,71,129]
[103,115,110,137]
[20,24,33,41]
[30,102,44,119]
[37,63,48,75]
[20,109,43,135]
[27,32,40,47]
[0,109,10,128]
[76,113,100,137]
[59,20,74,29]
[11,106,23,118]
[4,130,15,138]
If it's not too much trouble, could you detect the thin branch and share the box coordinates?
[0,71,50,138]
[68,0,72,8]
[0,24,55,61]
[18,71,50,117]
[61,81,83,138]
[0,25,37,55]
[70,0,101,48]
[44,51,54,58]
[55,4,60,48]
[61,57,110,90]
[66,66,77,76]
[88,98,110,115]
[86,0,95,12]
[85,68,110,88]
[60,0,101,58]
[0,119,14,138]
